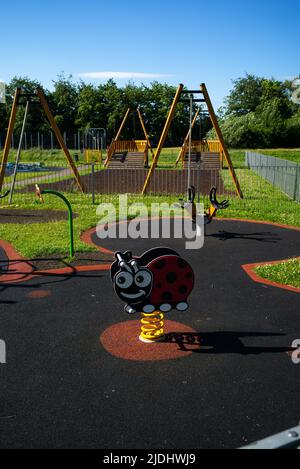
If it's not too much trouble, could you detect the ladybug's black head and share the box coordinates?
[113,252,153,306]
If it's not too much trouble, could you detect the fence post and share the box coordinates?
[91,163,95,205]
[294,164,300,202]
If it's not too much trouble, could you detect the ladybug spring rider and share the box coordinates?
[110,247,195,343]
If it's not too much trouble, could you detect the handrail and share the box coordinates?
[104,140,148,167]
[177,139,223,166]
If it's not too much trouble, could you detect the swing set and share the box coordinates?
[0,88,84,201]
[104,107,154,168]
[141,83,243,199]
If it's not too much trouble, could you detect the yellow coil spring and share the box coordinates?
[140,311,165,342]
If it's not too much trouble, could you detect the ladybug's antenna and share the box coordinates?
[115,252,138,274]
[129,260,139,273]
[116,252,132,273]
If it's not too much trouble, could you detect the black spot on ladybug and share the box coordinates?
[162,291,172,301]
[177,258,188,269]
[166,272,178,283]
[186,271,193,279]
[155,259,166,270]
[156,283,162,289]
[178,285,188,294]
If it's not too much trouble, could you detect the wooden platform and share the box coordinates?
[108,151,146,168]
[183,152,221,170]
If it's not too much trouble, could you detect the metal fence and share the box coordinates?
[0,130,106,151]
[1,163,300,220]
[246,151,300,203]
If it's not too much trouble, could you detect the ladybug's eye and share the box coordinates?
[115,272,133,289]
[134,270,152,288]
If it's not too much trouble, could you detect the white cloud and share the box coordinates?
[78,71,170,79]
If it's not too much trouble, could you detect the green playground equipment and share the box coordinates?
[35,185,74,258]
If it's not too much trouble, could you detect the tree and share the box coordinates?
[51,73,79,132]
[5,76,47,134]
[285,110,300,147]
[224,74,264,116]
[219,74,300,148]
[207,113,263,148]
[257,79,293,119]
[76,83,103,130]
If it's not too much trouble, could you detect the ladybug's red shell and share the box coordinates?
[146,255,194,305]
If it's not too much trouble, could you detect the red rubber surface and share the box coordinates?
[100,319,199,361]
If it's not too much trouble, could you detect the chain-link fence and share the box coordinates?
[0,164,299,226]
[246,151,300,203]
[0,130,106,151]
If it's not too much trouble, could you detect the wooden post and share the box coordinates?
[104,108,131,167]
[142,84,184,194]
[137,107,154,160]
[0,88,21,191]
[36,88,84,192]
[175,107,200,167]
[200,83,243,198]
[115,108,130,142]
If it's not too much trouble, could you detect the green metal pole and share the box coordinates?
[0,190,10,199]
[40,189,74,257]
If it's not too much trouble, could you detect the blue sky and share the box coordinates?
[0,0,299,109]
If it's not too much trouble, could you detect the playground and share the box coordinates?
[0,83,300,450]
[0,218,299,448]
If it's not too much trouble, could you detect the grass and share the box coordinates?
[4,170,53,183]
[1,177,299,261]
[1,166,96,192]
[219,166,300,227]
[255,258,300,289]
[157,148,300,169]
[0,147,299,262]
[0,148,106,165]
[0,193,181,259]
[2,146,299,169]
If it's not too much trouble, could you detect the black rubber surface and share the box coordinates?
[0,219,299,449]
[0,247,8,274]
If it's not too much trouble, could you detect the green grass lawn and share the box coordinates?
[1,166,97,193]
[255,258,300,289]
[0,193,182,259]
[4,170,54,183]
[219,166,300,227]
[0,147,299,270]
[1,178,299,261]
[157,148,300,169]
[2,146,299,168]
[0,148,106,165]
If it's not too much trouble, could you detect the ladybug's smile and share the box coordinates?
[120,290,146,299]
